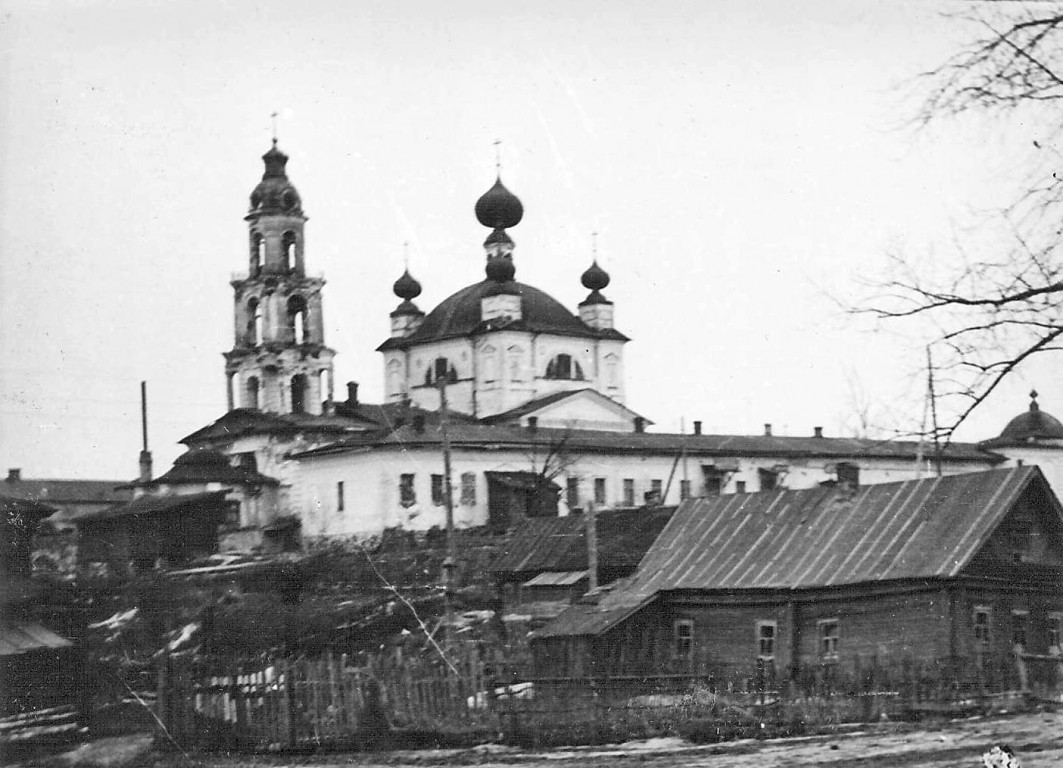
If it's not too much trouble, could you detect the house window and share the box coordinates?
[735,480,746,494]
[623,479,635,506]
[1007,519,1032,562]
[818,619,839,660]
[674,619,694,660]
[679,479,691,500]
[431,474,445,505]
[757,621,777,659]
[836,462,860,487]
[460,472,476,506]
[1049,613,1062,650]
[225,500,241,529]
[566,477,580,510]
[973,607,991,651]
[594,478,606,505]
[1011,610,1029,650]
[702,466,725,495]
[336,481,345,512]
[650,479,663,503]
[399,474,416,507]
[759,468,779,492]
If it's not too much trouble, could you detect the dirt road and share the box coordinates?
[17,710,1063,767]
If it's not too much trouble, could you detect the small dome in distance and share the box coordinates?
[475,177,523,229]
[581,260,610,292]
[393,269,422,301]
[998,389,1063,442]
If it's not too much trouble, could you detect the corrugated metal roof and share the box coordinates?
[523,570,588,587]
[0,620,72,656]
[533,467,1053,639]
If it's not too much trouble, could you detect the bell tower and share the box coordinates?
[224,141,335,415]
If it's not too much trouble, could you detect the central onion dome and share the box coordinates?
[475,177,523,229]
[393,269,422,301]
[248,140,303,216]
[998,390,1063,442]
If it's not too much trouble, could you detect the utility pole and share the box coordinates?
[585,500,598,592]
[927,346,942,477]
[437,379,457,648]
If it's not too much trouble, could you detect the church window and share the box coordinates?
[291,374,307,414]
[282,230,297,271]
[545,353,585,380]
[245,376,260,409]
[604,353,619,387]
[566,477,580,510]
[431,474,445,505]
[250,233,264,276]
[425,357,457,386]
[623,479,635,507]
[481,345,499,383]
[399,474,416,507]
[386,359,404,396]
[287,295,308,344]
[507,346,524,382]
[247,298,263,345]
[460,473,476,506]
[594,477,606,505]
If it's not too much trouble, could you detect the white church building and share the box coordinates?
[174,142,1063,545]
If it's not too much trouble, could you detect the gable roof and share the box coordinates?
[533,466,1055,639]
[491,507,676,576]
[480,389,651,427]
[77,490,230,524]
[0,478,128,505]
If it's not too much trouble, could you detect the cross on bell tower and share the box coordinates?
[223,140,336,415]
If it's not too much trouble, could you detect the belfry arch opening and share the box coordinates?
[291,374,308,414]
[545,353,584,381]
[287,295,308,344]
[247,298,263,345]
[250,233,264,276]
[424,357,458,386]
[282,231,297,273]
[245,376,260,409]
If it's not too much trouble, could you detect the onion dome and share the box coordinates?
[393,269,422,301]
[475,177,523,229]
[248,140,303,216]
[581,260,610,292]
[485,256,516,283]
[997,390,1063,442]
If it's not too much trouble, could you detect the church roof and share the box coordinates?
[533,466,1057,639]
[180,408,378,446]
[377,279,628,351]
[146,449,279,487]
[982,391,1063,449]
[479,389,651,426]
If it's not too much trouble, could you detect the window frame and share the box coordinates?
[1011,609,1029,650]
[622,478,635,507]
[399,473,416,507]
[459,472,476,506]
[431,474,445,506]
[818,618,839,661]
[973,606,991,652]
[674,618,694,661]
[594,477,606,505]
[566,477,580,510]
[336,481,345,512]
[679,479,692,500]
[756,620,777,660]
[1048,612,1062,650]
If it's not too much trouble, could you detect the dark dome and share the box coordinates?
[174,448,231,468]
[393,269,422,301]
[998,391,1063,442]
[249,142,302,215]
[475,177,523,229]
[486,256,516,283]
[405,280,590,342]
[581,260,610,291]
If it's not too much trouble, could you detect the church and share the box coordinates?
[145,141,1063,549]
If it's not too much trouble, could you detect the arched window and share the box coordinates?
[250,233,263,276]
[387,359,404,395]
[291,374,307,414]
[245,376,260,409]
[545,353,585,380]
[424,356,457,386]
[247,298,263,345]
[287,295,308,343]
[508,346,524,381]
[481,345,498,383]
[604,353,619,387]
[282,231,297,272]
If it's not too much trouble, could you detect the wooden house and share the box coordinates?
[530,467,1063,685]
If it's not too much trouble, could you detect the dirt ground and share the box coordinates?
[10,710,1063,768]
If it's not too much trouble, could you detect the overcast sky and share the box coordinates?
[2,0,1060,480]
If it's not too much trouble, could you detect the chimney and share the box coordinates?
[138,381,152,483]
[693,420,702,436]
[346,381,359,406]
[634,417,645,433]
[813,426,823,438]
[764,423,773,437]
[139,451,153,484]
[412,413,426,434]
[6,468,21,482]
[527,416,538,432]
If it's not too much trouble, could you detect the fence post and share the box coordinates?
[156,654,170,738]
[278,658,294,749]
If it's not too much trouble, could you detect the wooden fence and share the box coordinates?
[156,650,1063,752]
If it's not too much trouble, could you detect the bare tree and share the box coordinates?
[860,6,1063,438]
